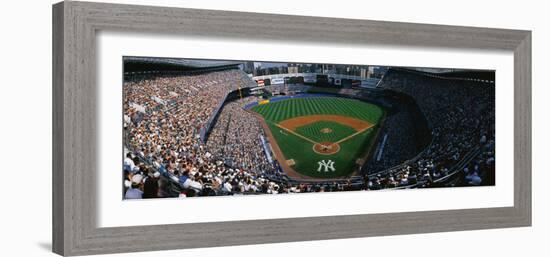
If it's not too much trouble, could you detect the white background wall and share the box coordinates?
[0,0,547,256]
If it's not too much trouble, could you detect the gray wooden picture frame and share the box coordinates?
[52,1,531,256]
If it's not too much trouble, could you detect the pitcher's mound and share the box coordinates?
[320,128,333,134]
[313,142,340,155]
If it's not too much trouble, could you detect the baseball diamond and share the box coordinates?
[251,96,384,179]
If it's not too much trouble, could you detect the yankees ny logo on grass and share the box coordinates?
[317,160,336,172]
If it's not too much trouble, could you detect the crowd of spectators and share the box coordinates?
[123,69,285,198]
[363,107,418,173]
[205,96,284,187]
[367,68,496,189]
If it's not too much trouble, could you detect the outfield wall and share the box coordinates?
[243,92,396,111]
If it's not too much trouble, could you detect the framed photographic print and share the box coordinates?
[52,1,531,256]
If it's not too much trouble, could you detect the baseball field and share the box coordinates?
[251,96,384,179]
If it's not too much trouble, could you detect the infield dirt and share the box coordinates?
[279,115,372,132]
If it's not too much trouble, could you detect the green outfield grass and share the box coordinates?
[251,97,384,179]
[252,97,383,124]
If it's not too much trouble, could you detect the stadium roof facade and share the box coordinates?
[404,67,495,82]
[124,56,243,74]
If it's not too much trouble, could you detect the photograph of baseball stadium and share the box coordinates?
[122,56,495,200]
